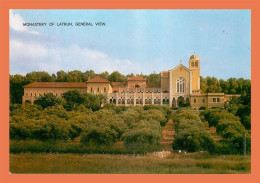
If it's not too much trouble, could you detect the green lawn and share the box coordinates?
[10,153,251,174]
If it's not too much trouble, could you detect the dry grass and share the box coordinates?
[10,153,251,174]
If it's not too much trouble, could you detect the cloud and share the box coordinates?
[9,11,143,75]
[10,10,40,35]
[9,38,143,75]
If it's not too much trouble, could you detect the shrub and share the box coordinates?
[172,108,215,153]
[34,93,61,109]
[143,105,172,121]
[10,115,71,141]
[201,108,251,154]
[142,109,167,126]
[10,140,127,154]
[216,119,245,136]
[201,109,240,127]
[80,126,117,146]
[172,123,215,153]
[122,120,162,153]
[199,106,206,110]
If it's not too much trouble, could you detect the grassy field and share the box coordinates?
[10,153,251,174]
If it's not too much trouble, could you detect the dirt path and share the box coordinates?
[161,119,175,151]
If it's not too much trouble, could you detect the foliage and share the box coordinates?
[172,109,215,152]
[10,74,30,104]
[107,71,127,82]
[61,90,106,111]
[10,115,70,141]
[10,104,166,153]
[10,140,126,154]
[81,126,118,146]
[200,76,251,95]
[34,93,62,109]
[122,119,162,153]
[200,108,250,154]
[200,108,240,127]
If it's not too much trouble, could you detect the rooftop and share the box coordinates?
[86,76,110,83]
[128,75,146,81]
[23,82,87,88]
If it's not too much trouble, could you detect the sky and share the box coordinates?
[9,10,251,79]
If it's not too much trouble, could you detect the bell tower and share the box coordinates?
[189,53,200,92]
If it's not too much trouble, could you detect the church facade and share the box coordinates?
[22,54,235,109]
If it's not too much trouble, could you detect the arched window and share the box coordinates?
[195,62,198,67]
[176,78,185,93]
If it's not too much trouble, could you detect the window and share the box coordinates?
[176,78,185,93]
[35,93,37,96]
[31,93,32,97]
[217,98,220,102]
[97,87,99,92]
[91,87,92,92]
[191,62,194,67]
[104,87,106,92]
[194,98,196,103]
[213,98,216,102]
[137,99,140,104]
[195,62,198,67]
[203,99,205,103]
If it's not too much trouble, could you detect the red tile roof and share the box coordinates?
[23,82,87,88]
[128,75,146,81]
[111,82,127,88]
[161,71,169,77]
[86,76,110,83]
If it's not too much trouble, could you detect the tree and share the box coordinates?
[147,73,161,85]
[108,71,126,82]
[10,74,30,104]
[26,71,54,82]
[62,90,85,110]
[200,76,208,93]
[172,109,215,152]
[80,126,118,146]
[99,71,109,80]
[122,119,162,153]
[83,93,106,111]
[34,93,61,109]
